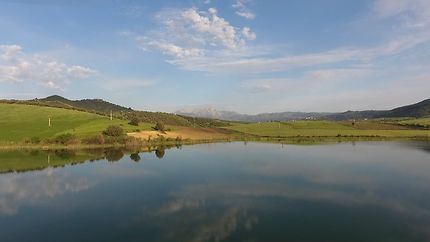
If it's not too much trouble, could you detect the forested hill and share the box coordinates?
[38,95,132,114]
[326,99,430,120]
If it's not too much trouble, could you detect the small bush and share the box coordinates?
[103,125,124,137]
[22,137,31,144]
[82,134,105,145]
[54,133,78,145]
[154,121,166,132]
[129,117,140,126]
[31,136,41,144]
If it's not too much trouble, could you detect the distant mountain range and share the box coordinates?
[177,99,430,122]
[1,95,429,122]
[177,107,331,122]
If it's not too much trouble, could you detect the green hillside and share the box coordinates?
[0,104,151,143]
[1,95,231,127]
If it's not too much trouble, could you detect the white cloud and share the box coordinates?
[373,0,430,29]
[241,27,256,40]
[0,44,96,89]
[133,0,430,90]
[232,0,255,19]
[0,45,22,61]
[166,31,430,73]
[67,66,97,79]
[242,68,377,94]
[138,38,204,58]
[137,7,256,61]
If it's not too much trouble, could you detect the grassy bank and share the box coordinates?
[225,120,430,138]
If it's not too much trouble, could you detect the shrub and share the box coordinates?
[31,136,41,144]
[82,134,105,145]
[103,125,124,137]
[54,133,78,145]
[154,121,166,132]
[22,137,31,144]
[129,117,140,126]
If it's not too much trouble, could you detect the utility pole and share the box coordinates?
[110,110,113,121]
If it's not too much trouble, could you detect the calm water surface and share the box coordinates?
[0,142,430,242]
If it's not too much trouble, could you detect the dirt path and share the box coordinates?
[127,127,235,140]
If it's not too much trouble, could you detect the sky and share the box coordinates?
[0,0,429,114]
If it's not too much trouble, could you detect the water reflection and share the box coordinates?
[0,145,178,174]
[0,142,429,242]
[129,153,141,162]
[0,168,92,216]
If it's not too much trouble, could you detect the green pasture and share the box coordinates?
[398,118,430,126]
[0,104,152,143]
[226,120,430,137]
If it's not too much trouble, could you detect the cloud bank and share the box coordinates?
[0,45,96,89]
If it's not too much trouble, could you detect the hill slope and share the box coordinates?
[178,99,430,122]
[38,95,132,114]
[325,99,430,120]
[0,104,148,142]
[1,95,230,127]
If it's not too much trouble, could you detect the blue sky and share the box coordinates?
[0,0,429,114]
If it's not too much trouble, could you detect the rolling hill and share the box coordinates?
[0,95,230,127]
[326,99,430,120]
[38,95,132,114]
[0,103,148,143]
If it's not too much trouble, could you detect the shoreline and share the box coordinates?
[0,135,429,150]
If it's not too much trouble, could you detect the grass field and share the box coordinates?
[0,104,152,143]
[225,120,430,138]
[398,118,430,127]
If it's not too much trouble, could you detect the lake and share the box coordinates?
[0,141,429,242]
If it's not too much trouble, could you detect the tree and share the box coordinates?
[103,125,124,137]
[154,121,166,132]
